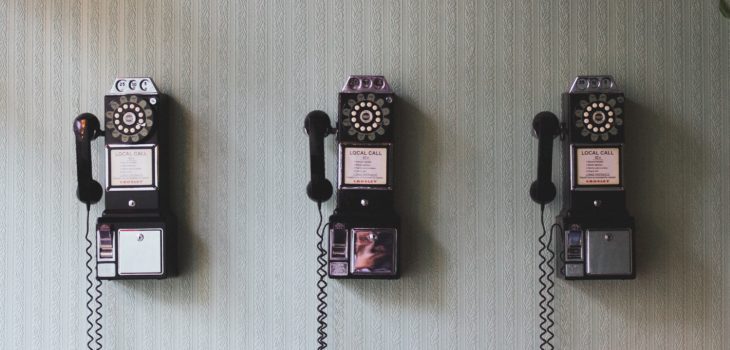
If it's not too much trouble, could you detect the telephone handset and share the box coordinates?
[530,111,561,205]
[305,110,334,203]
[304,75,400,349]
[74,114,104,206]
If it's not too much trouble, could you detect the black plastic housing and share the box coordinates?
[328,75,400,279]
[556,76,635,280]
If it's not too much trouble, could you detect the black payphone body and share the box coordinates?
[328,76,399,279]
[531,75,635,281]
[304,75,400,349]
[306,75,400,280]
[74,77,175,280]
[555,76,634,280]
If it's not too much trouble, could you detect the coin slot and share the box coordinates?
[330,229,349,260]
[98,229,115,260]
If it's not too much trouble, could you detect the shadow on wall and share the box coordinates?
[393,95,442,283]
[568,99,712,326]
[166,97,202,279]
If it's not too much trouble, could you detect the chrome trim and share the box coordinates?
[349,227,398,276]
[340,75,392,93]
[108,77,159,95]
[328,227,349,261]
[96,229,115,262]
[568,75,621,94]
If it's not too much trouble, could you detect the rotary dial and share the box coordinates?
[341,93,391,141]
[574,94,624,142]
[105,95,154,143]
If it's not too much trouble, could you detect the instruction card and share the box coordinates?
[576,147,620,186]
[343,147,388,185]
[110,148,154,187]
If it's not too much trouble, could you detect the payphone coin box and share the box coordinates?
[329,75,399,279]
[329,225,398,278]
[96,78,174,280]
[585,229,632,275]
[560,227,633,278]
[97,220,173,279]
[557,76,635,280]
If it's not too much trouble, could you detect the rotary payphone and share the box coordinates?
[305,75,400,349]
[530,75,635,349]
[73,77,175,349]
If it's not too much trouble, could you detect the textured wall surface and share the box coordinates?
[1,0,729,349]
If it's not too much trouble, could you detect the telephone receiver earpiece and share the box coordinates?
[530,111,561,205]
[73,113,104,206]
[304,110,333,203]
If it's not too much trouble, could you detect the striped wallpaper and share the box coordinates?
[0,0,728,349]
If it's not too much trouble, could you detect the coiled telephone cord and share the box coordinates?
[315,203,329,350]
[84,204,104,350]
[538,205,557,350]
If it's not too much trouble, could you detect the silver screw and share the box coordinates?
[604,233,612,241]
[137,233,145,241]
[128,200,136,207]
[593,200,602,207]
[150,97,157,105]
[360,199,369,207]
[385,97,393,103]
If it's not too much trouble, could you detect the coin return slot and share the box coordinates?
[565,230,583,261]
[98,229,115,261]
[330,229,348,260]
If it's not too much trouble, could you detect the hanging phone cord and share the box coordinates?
[538,204,557,350]
[84,204,104,350]
[315,202,329,350]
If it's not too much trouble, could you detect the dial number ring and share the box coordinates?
[342,94,391,141]
[575,94,623,142]
[105,95,154,143]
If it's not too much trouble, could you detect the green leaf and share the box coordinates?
[722,0,730,18]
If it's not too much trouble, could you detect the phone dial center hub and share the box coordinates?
[360,110,374,123]
[122,112,137,125]
[592,111,606,124]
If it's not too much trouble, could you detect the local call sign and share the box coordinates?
[576,147,620,186]
[343,147,388,185]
